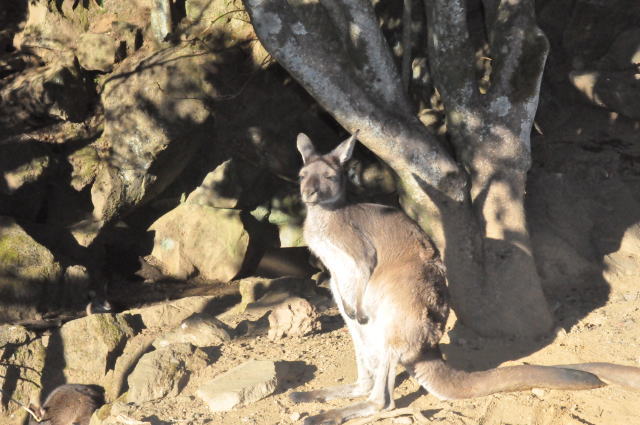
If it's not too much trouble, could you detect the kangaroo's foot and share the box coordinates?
[301,400,385,425]
[290,380,372,404]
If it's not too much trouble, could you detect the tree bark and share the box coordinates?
[243,0,554,338]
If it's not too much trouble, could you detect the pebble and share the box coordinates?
[532,388,545,398]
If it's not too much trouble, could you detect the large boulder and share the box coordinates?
[14,0,147,65]
[185,159,266,210]
[91,44,220,222]
[0,217,62,323]
[76,33,118,72]
[0,325,46,425]
[43,313,134,396]
[0,59,96,133]
[126,343,208,403]
[148,203,249,282]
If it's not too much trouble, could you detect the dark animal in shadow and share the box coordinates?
[28,384,104,425]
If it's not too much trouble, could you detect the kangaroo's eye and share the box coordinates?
[324,173,337,180]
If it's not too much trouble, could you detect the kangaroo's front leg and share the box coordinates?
[333,227,377,324]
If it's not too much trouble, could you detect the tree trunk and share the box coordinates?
[243,0,554,339]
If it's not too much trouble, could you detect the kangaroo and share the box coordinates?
[28,384,104,425]
[291,132,640,425]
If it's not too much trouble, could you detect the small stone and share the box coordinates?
[268,297,321,341]
[289,412,301,422]
[197,360,278,412]
[392,417,413,424]
[532,388,545,398]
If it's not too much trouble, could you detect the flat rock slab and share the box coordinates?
[197,360,277,412]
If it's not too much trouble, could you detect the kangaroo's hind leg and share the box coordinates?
[301,350,400,425]
[290,322,374,403]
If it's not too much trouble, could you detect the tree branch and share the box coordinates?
[243,0,465,200]
[485,0,549,145]
[425,0,479,108]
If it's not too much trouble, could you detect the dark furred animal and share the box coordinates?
[291,132,640,425]
[29,384,104,425]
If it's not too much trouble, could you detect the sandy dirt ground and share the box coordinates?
[110,269,640,425]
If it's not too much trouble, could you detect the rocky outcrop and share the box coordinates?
[92,44,220,222]
[43,313,134,395]
[0,217,62,322]
[0,325,46,422]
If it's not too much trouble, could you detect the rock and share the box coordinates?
[69,218,104,248]
[58,265,91,309]
[153,313,233,348]
[92,44,220,222]
[0,216,62,322]
[0,59,96,131]
[562,0,637,68]
[149,0,172,43]
[268,297,321,340]
[186,159,265,209]
[290,412,301,422]
[77,33,117,72]
[531,388,545,398]
[234,313,270,339]
[254,247,315,279]
[0,325,46,421]
[126,344,208,403]
[14,0,149,64]
[44,314,134,395]
[122,295,219,329]
[196,360,278,412]
[0,142,51,220]
[13,0,77,63]
[68,145,100,192]
[106,333,156,401]
[266,192,305,248]
[184,0,257,50]
[148,204,249,282]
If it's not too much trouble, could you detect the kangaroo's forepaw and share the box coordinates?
[290,390,324,404]
[355,308,369,324]
[342,302,356,320]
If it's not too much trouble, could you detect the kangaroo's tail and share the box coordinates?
[406,350,616,400]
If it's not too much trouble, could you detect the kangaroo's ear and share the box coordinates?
[296,133,317,164]
[26,403,44,421]
[331,131,358,165]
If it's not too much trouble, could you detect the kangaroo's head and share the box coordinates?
[296,132,357,206]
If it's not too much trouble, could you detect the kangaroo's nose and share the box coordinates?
[303,189,318,203]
